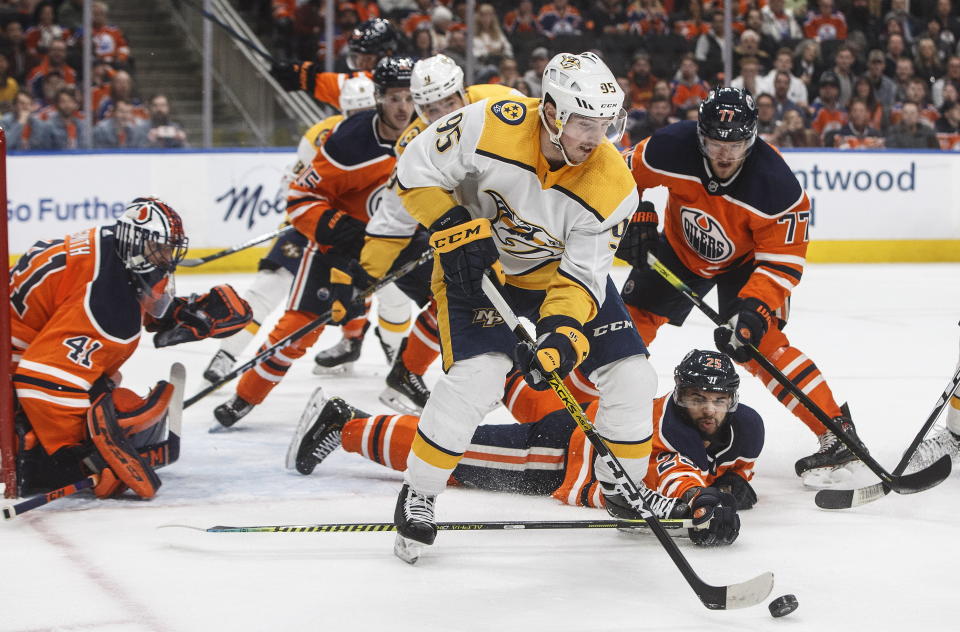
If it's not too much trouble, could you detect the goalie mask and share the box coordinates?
[539,52,627,166]
[114,197,188,318]
[673,350,740,437]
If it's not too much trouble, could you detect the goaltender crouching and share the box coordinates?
[10,197,252,499]
[288,350,761,546]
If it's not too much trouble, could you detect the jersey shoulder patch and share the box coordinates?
[322,110,393,167]
[489,98,528,125]
[87,228,143,341]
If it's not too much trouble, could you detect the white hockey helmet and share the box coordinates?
[410,54,466,120]
[538,52,627,165]
[339,76,376,116]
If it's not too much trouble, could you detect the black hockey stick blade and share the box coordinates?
[815,454,952,509]
[158,518,697,533]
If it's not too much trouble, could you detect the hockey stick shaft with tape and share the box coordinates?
[179,226,294,268]
[184,249,433,408]
[479,272,773,611]
[161,518,697,533]
[647,252,951,496]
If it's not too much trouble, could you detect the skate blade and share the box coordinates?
[801,461,861,489]
[379,388,423,415]
[394,534,427,565]
[312,362,355,376]
[285,389,328,470]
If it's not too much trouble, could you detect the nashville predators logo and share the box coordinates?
[472,308,504,327]
[485,190,564,259]
[559,55,581,70]
[491,100,526,125]
[280,241,302,259]
[680,207,734,263]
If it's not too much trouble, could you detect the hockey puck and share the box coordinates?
[768,594,798,618]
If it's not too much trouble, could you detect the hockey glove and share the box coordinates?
[714,297,774,363]
[430,206,503,296]
[714,471,758,510]
[269,61,305,91]
[686,486,740,546]
[615,201,659,270]
[152,285,253,348]
[514,315,590,391]
[315,209,366,260]
[327,259,376,324]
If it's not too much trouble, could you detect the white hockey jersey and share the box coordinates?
[396,96,639,325]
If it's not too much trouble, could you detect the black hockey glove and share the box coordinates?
[615,201,659,270]
[714,471,758,510]
[429,205,503,296]
[514,315,590,391]
[151,285,253,348]
[687,486,740,547]
[315,209,366,260]
[714,297,774,363]
[269,61,304,91]
[326,259,376,324]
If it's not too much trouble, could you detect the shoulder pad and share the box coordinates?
[90,229,142,341]
[643,121,703,178]
[728,403,765,459]
[323,110,394,166]
[727,140,806,216]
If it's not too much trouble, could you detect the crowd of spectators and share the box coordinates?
[0,0,187,150]
[257,0,960,151]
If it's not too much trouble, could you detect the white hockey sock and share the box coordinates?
[219,268,293,358]
[375,283,412,349]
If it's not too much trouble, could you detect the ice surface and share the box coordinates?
[3,264,959,631]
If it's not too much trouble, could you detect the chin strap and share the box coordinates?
[538,105,581,167]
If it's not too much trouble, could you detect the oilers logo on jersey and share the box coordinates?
[680,207,734,263]
[485,189,564,260]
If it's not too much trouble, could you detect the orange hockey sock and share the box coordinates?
[236,310,325,405]
[342,414,418,471]
[401,303,440,375]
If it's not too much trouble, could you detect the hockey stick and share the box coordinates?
[160,517,697,533]
[184,249,433,408]
[647,252,952,496]
[480,273,773,611]
[816,363,960,509]
[179,226,294,268]
[178,0,277,64]
[2,364,185,521]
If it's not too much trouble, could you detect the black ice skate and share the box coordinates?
[393,483,438,564]
[906,426,960,474]
[379,340,430,414]
[312,324,369,375]
[202,349,235,384]
[795,405,865,484]
[213,395,253,429]
[285,387,355,475]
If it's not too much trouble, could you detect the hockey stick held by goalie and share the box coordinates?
[178,226,295,268]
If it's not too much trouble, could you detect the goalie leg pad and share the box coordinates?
[86,393,162,499]
[112,382,173,448]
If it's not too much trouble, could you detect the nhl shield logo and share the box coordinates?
[680,207,734,263]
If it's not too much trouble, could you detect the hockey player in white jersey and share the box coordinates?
[390,52,666,562]
[362,54,520,414]
[201,77,377,385]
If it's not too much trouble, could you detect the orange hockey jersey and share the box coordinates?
[623,120,810,313]
[11,227,144,454]
[285,109,396,244]
[553,393,763,508]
